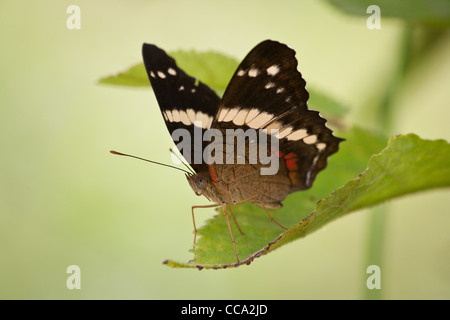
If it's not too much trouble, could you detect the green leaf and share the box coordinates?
[99,63,149,87]
[98,50,239,95]
[169,50,239,96]
[164,131,450,269]
[323,0,450,27]
[308,88,349,119]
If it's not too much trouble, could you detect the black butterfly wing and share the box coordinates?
[142,43,220,173]
[212,40,343,197]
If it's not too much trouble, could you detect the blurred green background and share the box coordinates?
[1,0,449,299]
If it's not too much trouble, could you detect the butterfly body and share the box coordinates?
[142,40,343,262]
[187,161,288,210]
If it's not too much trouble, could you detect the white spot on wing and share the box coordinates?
[303,134,318,144]
[157,71,166,79]
[178,86,184,91]
[316,142,327,151]
[245,108,260,124]
[165,108,212,128]
[237,69,246,76]
[150,71,156,78]
[186,108,196,123]
[179,110,191,126]
[267,65,280,76]
[223,108,239,122]
[218,108,229,122]
[265,82,275,89]
[166,110,173,122]
[276,87,285,94]
[246,112,273,129]
[171,109,180,122]
[167,68,177,76]
[232,108,248,126]
[277,126,293,139]
[306,154,320,186]
[286,129,308,141]
[264,121,282,131]
[165,110,173,122]
[306,171,312,186]
[312,154,320,166]
[264,121,283,135]
[248,68,259,77]
[196,111,213,129]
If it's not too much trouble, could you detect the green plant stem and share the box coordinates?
[364,205,387,299]
[363,25,413,299]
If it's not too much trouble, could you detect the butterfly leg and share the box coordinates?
[191,203,221,253]
[232,195,288,230]
[259,202,288,230]
[227,205,245,235]
[222,203,240,263]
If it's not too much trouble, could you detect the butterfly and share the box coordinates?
[141,40,343,263]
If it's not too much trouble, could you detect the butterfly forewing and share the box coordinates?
[142,43,221,173]
[214,40,309,125]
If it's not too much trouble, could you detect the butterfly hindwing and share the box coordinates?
[142,43,221,173]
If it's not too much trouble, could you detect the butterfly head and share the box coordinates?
[186,173,213,199]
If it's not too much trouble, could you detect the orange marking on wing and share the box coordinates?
[285,157,299,171]
[288,171,300,185]
[283,152,300,184]
[283,152,296,159]
[208,164,219,183]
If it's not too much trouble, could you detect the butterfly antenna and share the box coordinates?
[110,150,192,175]
[169,148,195,175]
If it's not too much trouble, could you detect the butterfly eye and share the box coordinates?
[196,176,206,189]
